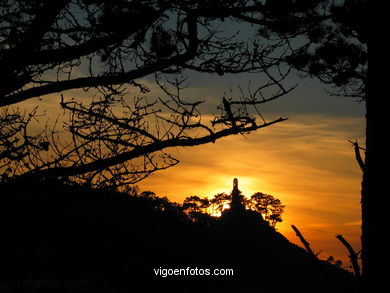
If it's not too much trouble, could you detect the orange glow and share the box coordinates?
[20,90,364,269]
[138,114,365,268]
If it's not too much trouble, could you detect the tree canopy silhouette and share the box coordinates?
[0,177,358,292]
[241,0,371,284]
[182,186,285,229]
[0,0,296,187]
[248,192,285,228]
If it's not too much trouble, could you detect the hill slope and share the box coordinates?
[0,179,358,292]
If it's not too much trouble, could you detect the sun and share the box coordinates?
[207,203,231,217]
[215,176,259,197]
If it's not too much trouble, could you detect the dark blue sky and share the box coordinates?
[160,69,365,119]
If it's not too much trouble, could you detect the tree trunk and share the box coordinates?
[360,98,369,283]
[362,75,384,286]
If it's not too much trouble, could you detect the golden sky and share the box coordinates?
[2,5,366,274]
[19,73,366,270]
[138,113,365,268]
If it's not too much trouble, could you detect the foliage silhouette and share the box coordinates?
[0,0,295,188]
[244,0,371,284]
[0,178,358,292]
[0,0,369,290]
[182,184,285,229]
[248,192,285,228]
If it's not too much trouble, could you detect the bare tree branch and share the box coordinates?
[336,234,361,279]
[291,224,318,259]
[0,1,294,187]
[348,140,365,171]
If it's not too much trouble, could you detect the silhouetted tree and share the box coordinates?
[181,195,216,225]
[244,0,371,283]
[0,177,358,292]
[0,0,296,188]
[182,196,209,213]
[224,0,369,281]
[326,256,343,269]
[249,192,285,228]
[182,186,284,228]
[209,192,231,215]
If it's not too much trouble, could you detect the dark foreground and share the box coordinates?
[0,178,358,292]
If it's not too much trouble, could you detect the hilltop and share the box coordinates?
[0,178,358,292]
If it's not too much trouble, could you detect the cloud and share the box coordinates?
[138,113,364,264]
[12,70,364,266]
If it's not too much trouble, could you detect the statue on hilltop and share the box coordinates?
[230,178,246,214]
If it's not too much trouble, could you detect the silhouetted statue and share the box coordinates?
[233,178,238,190]
[230,178,245,214]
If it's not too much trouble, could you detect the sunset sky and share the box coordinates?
[21,65,366,270]
[0,3,370,289]
[134,71,366,268]
[21,64,366,269]
[13,14,366,269]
